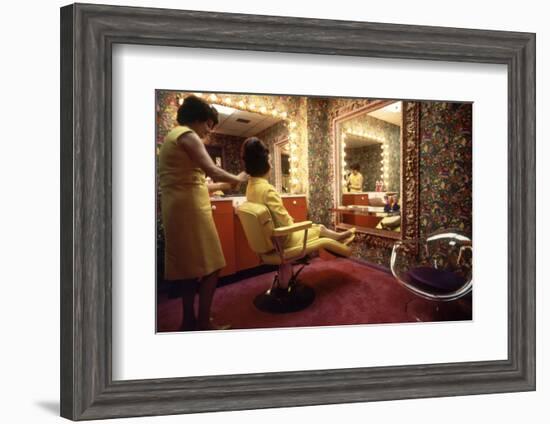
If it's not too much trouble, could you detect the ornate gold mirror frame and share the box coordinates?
[331,100,420,249]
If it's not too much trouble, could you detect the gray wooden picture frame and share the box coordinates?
[60,3,536,421]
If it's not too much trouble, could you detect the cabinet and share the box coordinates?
[282,196,307,222]
[342,193,370,226]
[210,199,236,277]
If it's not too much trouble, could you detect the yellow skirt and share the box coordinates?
[161,183,226,280]
[286,224,321,249]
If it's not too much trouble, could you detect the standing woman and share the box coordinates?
[159,95,248,331]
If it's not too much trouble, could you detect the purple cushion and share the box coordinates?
[406,266,467,292]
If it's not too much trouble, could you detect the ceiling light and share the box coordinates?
[211,103,237,115]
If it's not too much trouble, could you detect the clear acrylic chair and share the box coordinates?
[390,229,473,322]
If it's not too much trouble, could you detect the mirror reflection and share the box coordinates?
[337,101,402,234]
[274,140,291,193]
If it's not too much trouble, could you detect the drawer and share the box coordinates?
[355,195,369,205]
[342,193,369,205]
[210,200,233,215]
[342,194,355,206]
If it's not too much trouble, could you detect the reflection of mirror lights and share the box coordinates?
[344,131,385,144]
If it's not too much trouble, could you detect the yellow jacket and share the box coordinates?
[245,176,320,248]
[245,177,294,228]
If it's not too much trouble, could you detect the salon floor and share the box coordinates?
[156,257,472,332]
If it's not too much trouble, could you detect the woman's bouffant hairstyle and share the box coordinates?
[176,95,219,126]
[241,137,271,177]
[351,163,361,172]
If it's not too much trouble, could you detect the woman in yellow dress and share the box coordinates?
[159,95,248,331]
[241,137,355,247]
[348,163,364,192]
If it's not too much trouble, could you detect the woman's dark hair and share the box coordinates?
[351,163,361,171]
[241,137,271,177]
[176,95,219,126]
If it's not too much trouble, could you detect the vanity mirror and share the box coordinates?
[332,100,420,247]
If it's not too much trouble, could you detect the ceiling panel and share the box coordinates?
[212,105,282,137]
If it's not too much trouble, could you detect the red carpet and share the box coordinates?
[157,258,472,332]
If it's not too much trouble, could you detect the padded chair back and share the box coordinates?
[237,202,275,254]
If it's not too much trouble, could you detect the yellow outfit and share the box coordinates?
[348,172,364,192]
[159,126,226,280]
[245,177,320,247]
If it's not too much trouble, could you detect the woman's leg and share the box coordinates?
[177,279,198,331]
[319,224,355,241]
[197,269,221,330]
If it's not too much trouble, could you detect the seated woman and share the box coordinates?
[241,137,355,248]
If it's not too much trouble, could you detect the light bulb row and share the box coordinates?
[345,129,385,144]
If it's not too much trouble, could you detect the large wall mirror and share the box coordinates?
[333,100,420,246]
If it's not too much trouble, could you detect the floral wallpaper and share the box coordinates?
[418,102,473,239]
[307,97,332,226]
[207,133,247,195]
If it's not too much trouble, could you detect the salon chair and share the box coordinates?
[390,229,473,322]
[237,202,352,313]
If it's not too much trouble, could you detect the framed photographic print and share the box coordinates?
[60,3,535,420]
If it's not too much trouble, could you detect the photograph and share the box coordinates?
[155,90,473,332]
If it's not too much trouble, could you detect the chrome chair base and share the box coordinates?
[254,280,315,313]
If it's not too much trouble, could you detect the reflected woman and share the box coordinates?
[159,95,248,331]
[348,163,364,192]
[241,137,355,247]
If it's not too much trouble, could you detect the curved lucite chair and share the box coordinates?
[390,230,473,322]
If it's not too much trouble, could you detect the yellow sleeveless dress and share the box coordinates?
[159,126,226,280]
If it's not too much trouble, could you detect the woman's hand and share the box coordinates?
[237,171,249,183]
[230,172,249,190]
